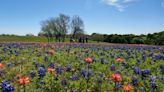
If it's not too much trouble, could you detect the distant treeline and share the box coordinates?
[90,31,164,45]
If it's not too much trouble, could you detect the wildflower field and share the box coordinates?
[0,42,163,92]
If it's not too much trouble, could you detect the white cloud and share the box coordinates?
[123,0,133,3]
[102,0,135,12]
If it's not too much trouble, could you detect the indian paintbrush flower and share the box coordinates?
[111,73,122,82]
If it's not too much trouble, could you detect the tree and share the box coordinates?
[58,14,70,42]
[71,16,84,41]
[40,20,54,42]
[91,33,104,43]
[39,14,70,42]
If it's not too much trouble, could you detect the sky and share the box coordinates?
[0,0,164,36]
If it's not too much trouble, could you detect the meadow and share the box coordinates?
[0,42,163,92]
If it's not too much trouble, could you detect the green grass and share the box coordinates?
[0,35,47,42]
[0,35,101,43]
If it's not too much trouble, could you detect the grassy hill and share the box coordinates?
[0,35,98,43]
[0,35,48,42]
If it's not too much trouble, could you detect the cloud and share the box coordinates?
[102,0,135,12]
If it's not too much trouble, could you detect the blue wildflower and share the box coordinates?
[61,78,67,86]
[33,62,39,68]
[134,66,139,74]
[81,68,86,77]
[141,69,151,79]
[48,62,54,68]
[40,64,45,68]
[55,66,62,75]
[30,71,36,78]
[66,65,71,72]
[38,67,46,78]
[110,63,115,71]
[1,80,14,92]
[70,73,79,80]
[97,73,103,83]
[131,76,138,86]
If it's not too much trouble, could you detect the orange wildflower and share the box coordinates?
[84,57,93,63]
[17,76,30,86]
[116,58,124,62]
[48,68,55,74]
[111,73,122,82]
[0,63,4,69]
[48,50,55,55]
[122,84,133,91]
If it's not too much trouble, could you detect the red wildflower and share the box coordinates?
[116,58,124,62]
[0,63,4,70]
[48,68,55,74]
[48,50,55,55]
[123,84,133,91]
[17,76,30,86]
[84,57,93,63]
[111,73,122,82]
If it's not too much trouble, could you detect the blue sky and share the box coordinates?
[0,0,164,36]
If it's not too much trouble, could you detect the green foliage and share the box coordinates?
[92,31,164,45]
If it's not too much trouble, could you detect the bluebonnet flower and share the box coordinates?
[40,64,45,68]
[149,53,153,57]
[122,62,126,67]
[33,62,39,68]
[86,69,92,78]
[7,62,13,67]
[115,82,121,90]
[154,54,161,60]
[160,65,164,75]
[149,76,158,89]
[133,66,139,74]
[100,58,105,64]
[85,69,92,81]
[141,69,151,79]
[110,63,115,71]
[55,66,62,75]
[81,68,86,77]
[97,73,103,83]
[0,71,4,77]
[70,73,78,80]
[119,52,123,57]
[136,59,140,64]
[2,47,7,51]
[110,53,114,59]
[131,76,138,86]
[38,67,46,78]
[149,76,156,83]
[66,65,71,72]
[1,80,14,92]
[142,54,146,62]
[48,62,54,68]
[30,71,36,78]
[14,52,19,56]
[150,82,158,89]
[61,78,67,86]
